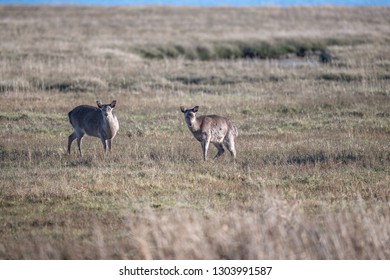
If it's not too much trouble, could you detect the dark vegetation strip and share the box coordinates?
[136,38,338,62]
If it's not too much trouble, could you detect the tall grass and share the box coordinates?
[0,5,389,259]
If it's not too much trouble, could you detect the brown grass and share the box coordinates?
[0,5,389,260]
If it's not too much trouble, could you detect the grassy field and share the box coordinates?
[0,5,389,259]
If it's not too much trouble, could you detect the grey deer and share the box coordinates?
[180,106,238,161]
[68,100,119,156]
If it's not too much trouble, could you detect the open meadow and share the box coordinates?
[0,5,389,259]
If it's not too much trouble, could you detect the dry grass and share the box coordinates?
[0,5,389,260]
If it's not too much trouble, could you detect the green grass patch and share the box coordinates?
[136,38,332,62]
[318,72,364,82]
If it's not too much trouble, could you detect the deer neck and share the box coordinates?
[101,113,118,136]
[186,116,200,132]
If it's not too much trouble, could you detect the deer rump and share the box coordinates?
[193,115,237,143]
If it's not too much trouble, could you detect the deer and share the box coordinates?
[68,100,119,156]
[180,106,238,162]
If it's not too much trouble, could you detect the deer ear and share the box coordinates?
[180,106,186,113]
[97,100,102,108]
[110,100,117,108]
[193,106,199,112]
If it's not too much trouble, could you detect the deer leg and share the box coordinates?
[76,134,84,157]
[201,139,210,161]
[107,139,112,152]
[68,132,77,154]
[213,143,225,159]
[224,137,236,162]
[100,137,107,153]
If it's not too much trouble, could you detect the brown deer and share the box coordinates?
[68,100,119,156]
[180,106,238,161]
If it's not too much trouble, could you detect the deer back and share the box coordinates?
[195,115,232,142]
[68,105,101,136]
